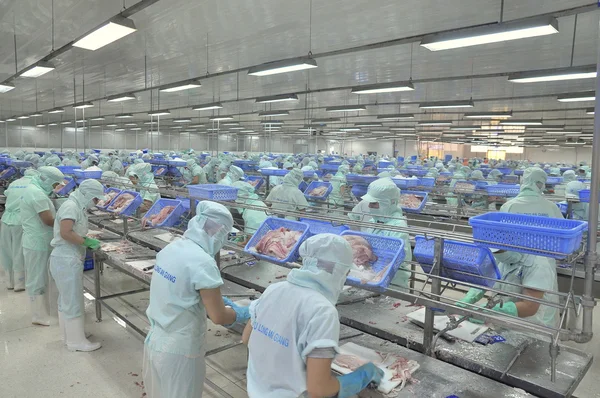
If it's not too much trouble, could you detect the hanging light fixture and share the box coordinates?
[351,81,414,94]
[192,102,223,111]
[73,16,137,51]
[107,93,136,102]
[419,99,474,109]
[20,61,55,78]
[248,57,317,76]
[255,94,299,104]
[160,79,201,93]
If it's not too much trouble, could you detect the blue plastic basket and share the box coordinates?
[497,167,512,175]
[351,184,368,199]
[74,169,103,180]
[142,199,185,228]
[341,230,406,292]
[97,188,122,210]
[578,190,598,203]
[154,166,168,177]
[546,177,564,185]
[188,184,238,201]
[54,177,76,196]
[501,175,519,184]
[168,160,186,167]
[304,181,333,200]
[244,218,310,265]
[418,177,435,187]
[392,177,419,189]
[106,190,143,216]
[246,175,264,190]
[560,167,573,173]
[260,168,289,177]
[176,196,196,213]
[84,252,94,271]
[57,166,79,175]
[475,180,489,190]
[11,161,31,168]
[453,180,476,194]
[479,164,490,169]
[378,161,393,168]
[514,170,525,176]
[168,166,182,177]
[320,164,340,172]
[485,184,520,197]
[469,212,588,258]
[413,236,500,288]
[0,167,16,180]
[234,160,258,171]
[557,202,568,216]
[299,218,349,235]
[399,191,428,213]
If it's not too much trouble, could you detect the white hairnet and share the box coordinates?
[102,171,119,180]
[186,158,197,168]
[283,168,303,187]
[565,180,586,199]
[283,161,294,170]
[471,170,484,180]
[563,170,576,183]
[337,165,350,175]
[361,178,400,218]
[37,166,65,193]
[520,167,547,195]
[184,201,234,257]
[75,179,106,207]
[488,169,502,181]
[228,165,244,182]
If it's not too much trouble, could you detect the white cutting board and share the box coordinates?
[406,307,489,342]
[331,342,420,394]
[155,233,181,243]
[126,259,156,273]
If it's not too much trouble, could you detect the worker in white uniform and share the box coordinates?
[243,234,383,398]
[329,164,349,207]
[232,181,268,234]
[554,170,577,198]
[143,201,250,398]
[266,168,308,220]
[360,178,413,289]
[500,167,563,218]
[184,158,208,185]
[49,179,106,351]
[217,165,244,186]
[203,157,219,183]
[20,166,65,325]
[129,163,161,212]
[0,169,39,291]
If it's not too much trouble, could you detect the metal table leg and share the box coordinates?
[94,254,103,322]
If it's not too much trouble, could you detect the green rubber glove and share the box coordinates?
[457,288,485,308]
[83,237,101,250]
[469,301,518,324]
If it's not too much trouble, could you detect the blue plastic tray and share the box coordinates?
[418,177,435,187]
[299,218,349,235]
[351,184,368,199]
[244,218,310,265]
[0,167,16,180]
[393,177,419,189]
[54,177,76,196]
[11,161,31,168]
[188,184,238,201]
[234,160,258,171]
[469,212,588,258]
[378,161,393,168]
[320,164,340,172]
[304,181,333,200]
[497,167,512,175]
[176,195,196,213]
[475,181,489,189]
[452,180,476,194]
[485,184,520,197]
[84,252,94,271]
[348,174,378,185]
[74,169,103,180]
[97,188,122,210]
[142,199,185,228]
[57,166,79,175]
[246,175,264,191]
[399,191,428,214]
[168,160,187,167]
[578,190,598,203]
[557,202,568,216]
[106,190,143,216]
[341,230,406,292]
[479,164,490,169]
[260,168,288,177]
[500,175,519,184]
[413,236,500,288]
[560,167,573,173]
[514,170,525,176]
[546,177,564,185]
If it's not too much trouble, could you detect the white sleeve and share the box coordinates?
[297,307,340,363]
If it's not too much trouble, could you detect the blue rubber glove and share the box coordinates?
[337,363,384,398]
[223,296,250,325]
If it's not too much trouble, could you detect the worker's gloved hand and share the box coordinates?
[456,288,485,308]
[83,237,101,251]
[223,296,250,325]
[337,363,384,398]
[468,301,518,324]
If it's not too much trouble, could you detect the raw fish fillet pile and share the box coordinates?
[143,205,176,227]
[0,169,11,177]
[248,179,260,187]
[100,240,133,254]
[308,186,328,196]
[156,167,166,174]
[252,227,303,259]
[108,193,135,213]
[454,182,475,193]
[333,354,369,371]
[399,194,423,209]
[54,179,70,193]
[343,235,377,266]
[85,166,102,171]
[97,190,119,208]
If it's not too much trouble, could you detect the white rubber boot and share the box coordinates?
[13,272,25,292]
[31,295,51,326]
[58,312,66,343]
[5,271,14,290]
[65,316,101,352]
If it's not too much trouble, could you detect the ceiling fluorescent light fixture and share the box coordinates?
[248,57,317,76]
[192,102,223,111]
[73,101,94,109]
[171,126,183,129]
[148,110,170,116]
[377,113,415,120]
[557,91,596,102]
[261,120,284,125]
[5,118,16,122]
[0,82,15,93]
[419,99,474,109]
[255,93,299,103]
[124,123,137,126]
[73,16,137,51]
[115,113,133,118]
[312,118,341,124]
[240,130,255,133]
[30,112,42,117]
[20,61,55,78]
[209,115,234,121]
[450,125,481,131]
[258,110,290,117]
[508,65,596,83]
[48,107,65,114]
[130,127,141,131]
[229,127,244,130]
[114,128,125,132]
[326,105,367,112]
[464,111,513,119]
[420,16,558,51]
[160,80,201,93]
[586,108,595,115]
[61,121,71,125]
[351,81,414,94]
[91,116,105,121]
[355,122,383,127]
[417,120,453,126]
[499,119,543,126]
[173,118,192,123]
[106,124,118,127]
[390,127,415,131]
[107,93,136,102]
[17,115,29,120]
[36,124,45,127]
[340,128,361,132]
[526,125,564,130]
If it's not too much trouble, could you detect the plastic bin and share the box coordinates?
[475,180,489,190]
[0,167,16,180]
[469,212,588,258]
[54,177,76,196]
[351,184,368,199]
[453,180,476,194]
[496,167,511,175]
[11,161,31,168]
[97,188,122,210]
[106,190,143,216]
[142,199,185,228]
[246,175,264,191]
[399,191,428,213]
[320,164,340,172]
[378,161,393,168]
[57,166,79,175]
[304,181,333,200]
[501,175,519,184]
[84,252,94,271]
[514,170,525,176]
[234,160,258,171]
[244,218,310,265]
[168,160,187,167]
[188,184,238,201]
[299,218,349,235]
[546,177,564,185]
[260,168,289,177]
[557,202,568,216]
[418,177,435,187]
[346,174,377,185]
[176,195,196,213]
[413,236,500,288]
[341,230,406,292]
[73,169,103,180]
[485,184,520,197]
[392,177,419,189]
[578,189,598,203]
[560,167,573,173]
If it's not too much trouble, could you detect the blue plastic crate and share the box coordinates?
[514,169,525,176]
[234,160,258,171]
[485,184,520,197]
[392,177,419,189]
[168,160,186,167]
[557,202,568,216]
[84,253,94,271]
[399,191,428,213]
[260,168,288,177]
[546,177,564,185]
[176,195,196,213]
[299,218,349,235]
[497,167,512,175]
[54,177,76,196]
[469,212,588,258]
[418,177,435,187]
[74,169,103,180]
[188,184,238,201]
[341,230,406,292]
[0,167,16,180]
[320,163,340,172]
[11,161,31,168]
[353,175,378,185]
[452,180,476,194]
[304,181,333,200]
[479,164,490,169]
[57,166,79,175]
[413,236,500,288]
[351,184,368,199]
[578,189,598,203]
[246,175,264,191]
[106,190,143,216]
[410,170,428,177]
[475,180,489,190]
[142,199,185,228]
[501,175,519,184]
[97,188,122,210]
[0,158,8,165]
[168,166,183,178]
[560,167,573,173]
[378,161,393,168]
[154,166,168,177]
[244,218,310,265]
